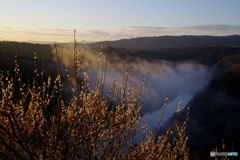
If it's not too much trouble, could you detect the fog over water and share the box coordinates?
[101,60,214,121]
[54,45,216,129]
[140,94,192,129]
[102,60,215,144]
[57,44,240,153]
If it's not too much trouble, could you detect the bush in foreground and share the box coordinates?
[1,38,191,159]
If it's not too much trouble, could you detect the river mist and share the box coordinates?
[53,44,215,127]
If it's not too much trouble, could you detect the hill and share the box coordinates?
[88,35,240,50]
[97,46,240,68]
[1,41,240,158]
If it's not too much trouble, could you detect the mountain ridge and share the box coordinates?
[87,35,240,49]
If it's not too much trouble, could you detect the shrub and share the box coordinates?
[0,33,191,160]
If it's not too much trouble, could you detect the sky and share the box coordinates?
[1,0,240,43]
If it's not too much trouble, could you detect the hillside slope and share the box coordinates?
[88,35,240,50]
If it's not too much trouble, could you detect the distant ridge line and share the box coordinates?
[88,35,240,50]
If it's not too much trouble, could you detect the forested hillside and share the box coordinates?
[1,41,240,159]
[89,35,240,50]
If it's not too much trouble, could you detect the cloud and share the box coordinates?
[181,24,240,31]
[176,24,240,36]
[1,24,240,42]
[111,25,240,40]
[0,27,72,42]
[1,27,13,30]
[115,26,169,37]
[0,26,113,42]
[86,30,109,34]
[82,30,111,37]
[38,28,69,32]
[0,27,71,36]
[118,26,167,32]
